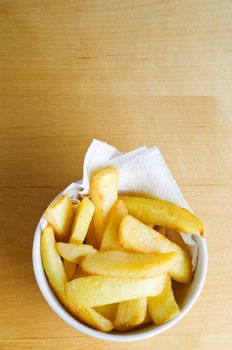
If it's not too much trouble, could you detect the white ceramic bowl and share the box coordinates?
[32,187,208,342]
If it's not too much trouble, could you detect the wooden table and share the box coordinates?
[0,1,231,349]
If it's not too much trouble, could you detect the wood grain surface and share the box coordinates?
[0,1,232,349]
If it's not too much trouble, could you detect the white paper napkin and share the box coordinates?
[63,139,199,269]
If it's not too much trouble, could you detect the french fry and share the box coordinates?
[90,167,119,246]
[63,260,76,281]
[114,298,147,327]
[69,197,95,244]
[56,243,96,263]
[41,225,67,294]
[120,196,205,237]
[114,309,152,331]
[95,303,118,322]
[148,274,180,325]
[65,275,167,308]
[119,215,192,284]
[60,198,95,280]
[100,200,128,251]
[41,225,113,332]
[44,194,73,241]
[81,250,178,279]
[66,306,114,332]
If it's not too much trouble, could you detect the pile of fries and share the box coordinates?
[42,167,205,332]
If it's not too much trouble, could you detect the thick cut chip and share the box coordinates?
[41,225,67,294]
[100,200,128,251]
[148,274,180,325]
[44,194,73,241]
[120,196,205,237]
[114,298,147,327]
[119,215,192,283]
[69,197,95,244]
[114,309,152,331]
[66,305,114,332]
[63,260,76,281]
[65,275,166,307]
[90,167,119,246]
[56,243,96,263]
[81,250,178,279]
[41,226,113,332]
[95,303,118,322]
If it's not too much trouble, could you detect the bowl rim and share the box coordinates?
[32,184,208,342]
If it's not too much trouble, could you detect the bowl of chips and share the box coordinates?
[33,166,207,341]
